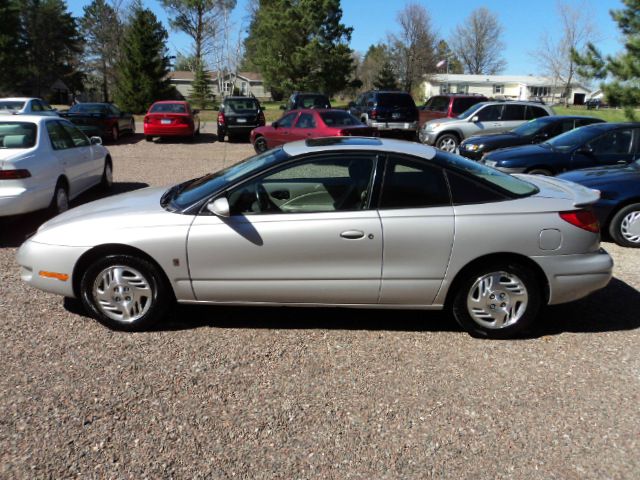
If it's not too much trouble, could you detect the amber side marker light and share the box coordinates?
[39,271,69,281]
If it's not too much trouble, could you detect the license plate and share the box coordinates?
[236,118,247,123]
[392,113,401,119]
[161,119,171,124]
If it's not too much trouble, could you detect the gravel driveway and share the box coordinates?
[1,124,639,479]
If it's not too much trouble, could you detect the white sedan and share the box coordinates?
[0,97,59,116]
[0,115,113,216]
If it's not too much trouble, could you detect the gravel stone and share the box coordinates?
[1,124,639,479]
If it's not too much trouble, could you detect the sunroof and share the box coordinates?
[305,137,383,147]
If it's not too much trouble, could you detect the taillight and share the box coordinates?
[559,210,600,233]
[258,111,265,125]
[370,109,378,119]
[337,129,352,136]
[144,115,150,124]
[0,169,31,179]
[218,112,225,125]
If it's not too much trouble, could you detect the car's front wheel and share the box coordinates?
[451,262,541,339]
[609,203,640,248]
[100,158,113,190]
[254,135,268,153]
[49,181,69,215]
[436,133,459,152]
[80,254,172,331]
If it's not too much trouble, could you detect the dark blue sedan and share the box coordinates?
[558,160,640,248]
[482,123,640,176]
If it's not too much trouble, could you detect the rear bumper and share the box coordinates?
[532,249,613,305]
[144,124,193,137]
[220,124,259,134]
[0,185,52,216]
[370,120,418,132]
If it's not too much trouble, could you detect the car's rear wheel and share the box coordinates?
[80,254,172,331]
[609,203,640,248]
[49,181,69,215]
[129,119,135,134]
[145,135,153,142]
[436,133,459,152]
[254,135,268,153]
[526,168,553,176]
[100,158,113,190]
[217,129,225,142]
[452,263,541,339]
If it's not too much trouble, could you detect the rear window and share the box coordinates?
[69,104,108,114]
[320,111,362,126]
[0,122,37,149]
[224,99,259,113]
[297,95,331,109]
[150,103,187,113]
[452,97,485,114]
[0,101,25,111]
[376,93,416,108]
[423,96,450,112]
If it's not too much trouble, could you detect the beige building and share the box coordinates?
[421,74,590,105]
[168,71,271,101]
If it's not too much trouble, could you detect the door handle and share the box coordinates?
[340,230,365,239]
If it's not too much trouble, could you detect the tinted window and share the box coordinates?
[295,113,316,129]
[60,121,90,147]
[452,97,483,115]
[228,155,375,214]
[502,105,525,121]
[476,105,502,122]
[31,101,43,112]
[109,105,121,116]
[545,126,601,152]
[576,118,601,127]
[525,106,548,119]
[0,122,37,148]
[457,102,485,119]
[589,129,633,155]
[320,111,361,126]
[376,93,416,108]
[46,121,74,150]
[380,156,449,209]
[150,103,186,113]
[225,99,259,112]
[512,117,552,136]
[446,170,508,205]
[424,96,449,112]
[69,104,108,114]
[277,112,297,128]
[298,95,330,109]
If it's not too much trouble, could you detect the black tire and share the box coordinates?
[129,119,135,134]
[609,203,640,248]
[145,135,153,142]
[80,254,172,331]
[451,262,542,339]
[526,168,553,176]
[435,133,459,152]
[49,180,69,215]
[217,129,225,142]
[254,135,268,153]
[100,158,113,190]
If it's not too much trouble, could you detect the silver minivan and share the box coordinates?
[419,101,555,152]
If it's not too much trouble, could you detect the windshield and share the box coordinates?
[512,117,552,136]
[168,147,290,210]
[0,101,25,111]
[443,152,538,196]
[320,111,362,126]
[69,104,108,114]
[456,102,485,119]
[0,122,37,149]
[544,126,598,152]
[150,103,186,113]
[225,99,259,113]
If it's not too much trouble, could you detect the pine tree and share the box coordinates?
[0,0,23,94]
[115,2,172,113]
[573,0,640,118]
[189,61,213,109]
[373,61,398,90]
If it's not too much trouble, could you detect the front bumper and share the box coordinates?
[418,129,438,145]
[532,249,613,305]
[16,239,91,298]
[370,121,418,132]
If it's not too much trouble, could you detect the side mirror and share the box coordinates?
[576,145,593,155]
[90,136,102,145]
[279,104,286,110]
[206,197,230,217]
[471,116,479,123]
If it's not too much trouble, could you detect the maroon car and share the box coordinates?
[419,94,487,127]
[250,109,378,153]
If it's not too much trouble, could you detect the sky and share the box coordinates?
[67,0,625,76]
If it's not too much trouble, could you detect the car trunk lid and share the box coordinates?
[515,174,600,207]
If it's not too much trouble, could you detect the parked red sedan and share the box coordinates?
[144,101,200,141]
[250,109,378,153]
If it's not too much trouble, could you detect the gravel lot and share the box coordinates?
[1,123,639,479]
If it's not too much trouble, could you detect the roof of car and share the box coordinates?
[0,114,57,123]
[282,136,437,160]
[151,100,188,104]
[577,121,640,131]
[0,97,39,102]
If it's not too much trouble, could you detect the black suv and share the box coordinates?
[348,90,418,138]
[217,96,265,142]
[282,92,331,112]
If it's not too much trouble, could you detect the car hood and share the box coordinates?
[485,144,551,161]
[33,186,194,246]
[463,132,525,147]
[557,162,640,187]
[424,117,460,128]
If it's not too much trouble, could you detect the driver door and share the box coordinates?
[187,153,383,304]
[270,111,298,147]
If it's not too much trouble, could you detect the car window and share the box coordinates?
[228,155,375,214]
[376,93,416,108]
[446,170,508,205]
[424,96,449,112]
[576,118,600,127]
[452,97,483,115]
[320,111,361,126]
[150,103,186,113]
[31,101,43,112]
[0,122,37,148]
[69,104,108,114]
[46,121,74,150]
[588,129,633,155]
[225,99,259,113]
[501,105,526,121]
[109,104,121,116]
[298,95,330,109]
[295,113,316,129]
[277,112,298,128]
[0,101,25,112]
[476,105,502,122]
[379,156,449,209]
[525,106,548,119]
[60,121,90,147]
[41,101,55,112]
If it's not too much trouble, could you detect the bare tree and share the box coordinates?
[387,2,437,93]
[530,1,599,105]
[450,7,506,75]
[209,3,245,98]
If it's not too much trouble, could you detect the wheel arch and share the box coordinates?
[72,243,175,300]
[604,197,640,229]
[443,252,550,309]
[436,130,462,143]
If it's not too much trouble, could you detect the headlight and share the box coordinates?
[484,160,497,167]
[426,123,440,131]
[464,143,483,152]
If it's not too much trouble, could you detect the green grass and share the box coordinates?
[555,105,632,123]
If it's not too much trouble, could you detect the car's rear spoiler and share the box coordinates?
[514,174,600,208]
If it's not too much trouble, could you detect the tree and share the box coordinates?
[358,44,391,91]
[246,0,354,97]
[174,52,198,71]
[573,0,640,119]
[0,0,24,94]
[387,2,437,93]
[114,2,172,113]
[80,0,123,102]
[20,0,83,97]
[530,1,598,105]
[435,40,463,74]
[189,60,214,109]
[450,7,506,75]
[373,61,398,90]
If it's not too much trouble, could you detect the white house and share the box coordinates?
[168,71,271,101]
[421,74,590,105]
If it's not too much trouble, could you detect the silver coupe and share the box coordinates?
[17,137,613,338]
